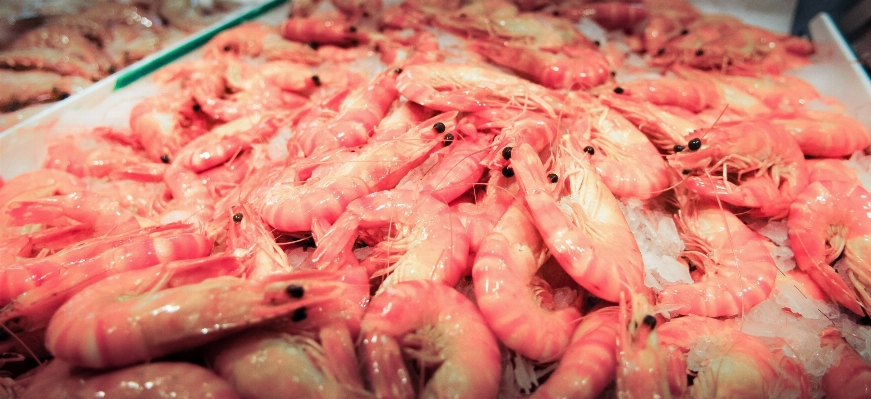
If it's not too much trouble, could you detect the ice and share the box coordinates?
[619,198,690,291]
[846,151,871,192]
[573,18,607,47]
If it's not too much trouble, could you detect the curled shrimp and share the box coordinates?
[788,180,871,316]
[473,199,583,363]
[530,306,619,399]
[511,142,648,303]
[558,2,649,30]
[600,95,702,152]
[606,76,720,113]
[18,360,241,399]
[45,258,351,368]
[667,120,809,218]
[128,91,210,162]
[772,110,871,158]
[360,280,501,399]
[470,41,610,90]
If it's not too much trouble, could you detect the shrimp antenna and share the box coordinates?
[0,324,43,366]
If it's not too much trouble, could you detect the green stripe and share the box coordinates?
[113,0,288,90]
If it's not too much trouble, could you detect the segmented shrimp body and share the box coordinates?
[772,110,871,158]
[360,280,501,399]
[45,259,350,368]
[6,191,141,238]
[281,16,369,47]
[471,42,610,90]
[559,2,649,30]
[473,200,583,362]
[600,95,701,153]
[668,120,809,218]
[819,327,871,398]
[788,180,871,316]
[257,112,458,233]
[511,142,647,303]
[129,91,210,162]
[204,22,321,63]
[608,77,720,113]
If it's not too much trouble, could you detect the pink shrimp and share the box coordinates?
[410,129,493,203]
[529,306,619,399]
[463,109,558,171]
[615,295,676,399]
[295,69,400,157]
[359,280,501,399]
[658,201,778,317]
[655,315,810,398]
[0,170,85,238]
[558,2,649,30]
[601,94,702,152]
[667,120,809,218]
[772,110,871,158]
[806,158,862,186]
[820,327,871,399]
[396,62,560,115]
[257,111,458,233]
[42,133,153,179]
[473,199,583,362]
[331,0,382,18]
[45,259,352,368]
[788,180,871,316]
[585,104,670,199]
[6,191,141,237]
[128,91,210,162]
[511,142,648,303]
[203,22,321,64]
[607,76,720,113]
[1,227,212,333]
[159,166,215,228]
[470,41,610,90]
[313,189,469,294]
[281,16,369,47]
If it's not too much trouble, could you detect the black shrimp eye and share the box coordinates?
[502,166,515,178]
[593,40,601,47]
[673,144,685,152]
[394,67,403,74]
[433,121,446,133]
[311,75,321,86]
[610,70,616,77]
[232,213,243,223]
[695,49,704,56]
[308,42,319,50]
[291,307,307,322]
[160,154,170,164]
[583,146,595,155]
[613,86,624,94]
[687,137,702,151]
[286,284,305,298]
[657,47,666,55]
[349,25,357,33]
[643,315,657,329]
[192,103,201,112]
[443,133,454,146]
[548,173,558,183]
[682,169,691,175]
[501,146,513,160]
[223,45,232,51]
[349,38,360,46]
[680,29,689,35]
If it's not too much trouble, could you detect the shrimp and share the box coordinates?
[606,77,720,113]
[601,95,702,152]
[615,295,676,399]
[281,16,369,47]
[0,170,85,240]
[658,201,778,317]
[128,91,210,162]
[6,191,142,237]
[257,111,458,233]
[585,104,670,200]
[42,131,154,179]
[772,110,871,158]
[787,180,871,316]
[510,142,648,303]
[0,227,212,333]
[396,63,560,116]
[470,41,610,90]
[464,109,558,171]
[529,306,619,399]
[18,360,241,399]
[806,158,861,186]
[655,315,811,399]
[473,199,583,362]
[159,166,216,228]
[558,2,649,30]
[209,329,366,399]
[203,22,321,64]
[819,327,871,399]
[667,120,809,219]
[0,70,90,111]
[359,280,501,399]
[313,189,469,294]
[0,48,104,81]
[45,259,351,368]
[331,0,382,18]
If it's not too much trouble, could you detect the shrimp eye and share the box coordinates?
[642,315,657,329]
[502,146,513,160]
[695,49,704,56]
[232,213,243,223]
[443,133,455,146]
[583,146,595,155]
[286,284,305,298]
[311,75,321,86]
[682,169,691,175]
[552,10,559,16]
[192,104,201,112]
[502,166,515,178]
[657,48,666,55]
[433,121,446,133]
[680,29,689,35]
[160,154,170,164]
[349,25,358,33]
[687,137,702,151]
[613,87,624,94]
[223,45,232,52]
[308,42,320,50]
[610,70,616,77]
[673,144,685,152]
[349,38,360,46]
[548,173,558,183]
[291,307,307,322]
[593,40,601,47]
[394,67,403,74]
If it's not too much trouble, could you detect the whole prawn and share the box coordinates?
[470,41,610,90]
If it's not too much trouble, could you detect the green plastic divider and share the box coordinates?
[113,0,288,90]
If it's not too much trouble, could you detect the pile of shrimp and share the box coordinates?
[3,0,871,397]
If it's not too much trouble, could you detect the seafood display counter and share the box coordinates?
[3,0,871,398]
